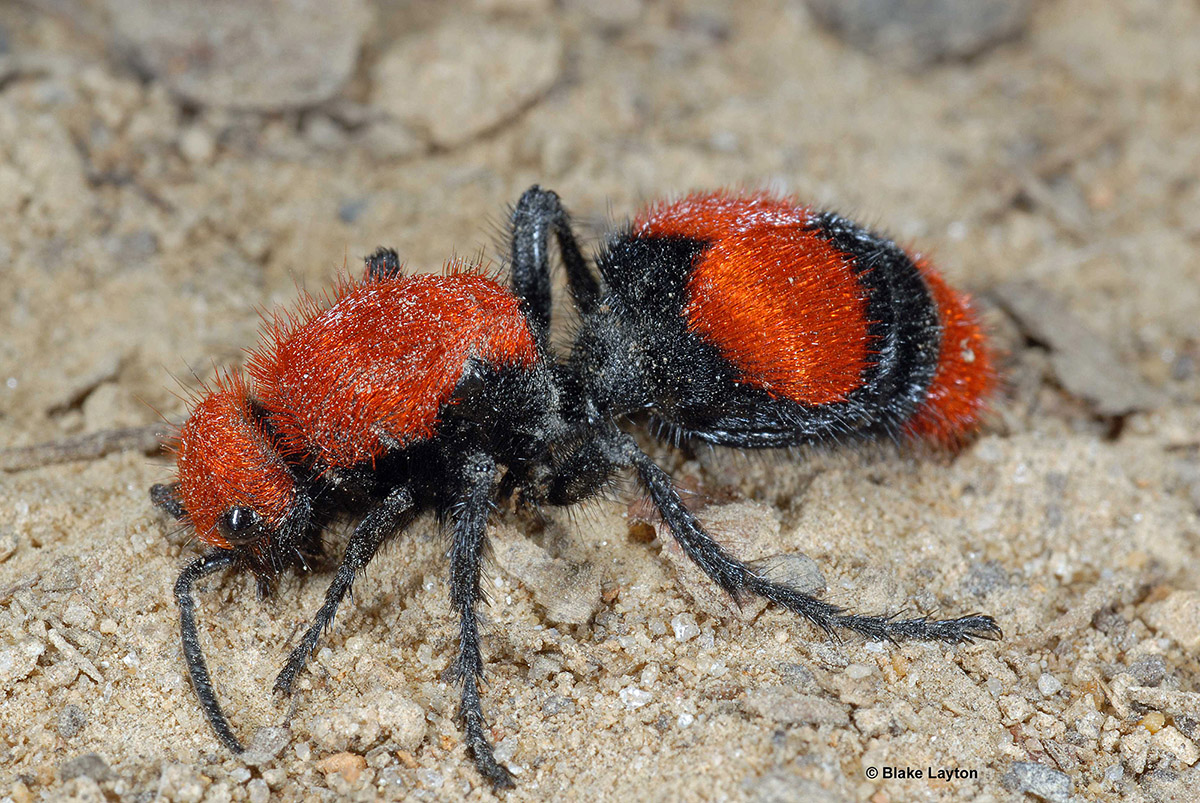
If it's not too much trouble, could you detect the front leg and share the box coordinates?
[447,452,514,788]
[274,485,417,695]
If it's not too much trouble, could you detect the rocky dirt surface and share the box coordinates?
[2,0,1199,801]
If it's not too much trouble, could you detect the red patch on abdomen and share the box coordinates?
[903,261,995,445]
[635,192,871,405]
[250,268,538,468]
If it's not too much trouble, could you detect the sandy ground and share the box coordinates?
[2,0,1200,801]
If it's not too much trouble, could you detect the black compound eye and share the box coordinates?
[217,506,262,543]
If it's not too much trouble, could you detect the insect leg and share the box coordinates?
[448,451,515,789]
[626,438,1001,644]
[365,247,403,280]
[509,185,600,342]
[274,485,417,695]
[151,482,186,520]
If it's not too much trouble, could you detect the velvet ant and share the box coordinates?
[151,186,1001,788]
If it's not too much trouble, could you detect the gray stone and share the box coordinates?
[1001,761,1072,803]
[58,752,114,783]
[372,20,562,149]
[994,281,1160,416]
[57,704,87,739]
[805,0,1032,67]
[108,0,370,110]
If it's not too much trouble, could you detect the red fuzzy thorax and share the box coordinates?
[175,375,295,548]
[248,270,539,469]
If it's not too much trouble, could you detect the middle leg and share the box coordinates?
[447,451,515,788]
[509,185,601,341]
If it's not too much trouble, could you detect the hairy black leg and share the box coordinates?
[510,185,600,342]
[274,486,416,695]
[366,247,402,280]
[618,435,1001,644]
[151,482,186,520]
[176,550,245,753]
[543,435,623,507]
[448,452,514,789]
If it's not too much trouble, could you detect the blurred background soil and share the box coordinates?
[2,0,1199,800]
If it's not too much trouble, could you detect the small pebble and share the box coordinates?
[377,766,407,791]
[376,691,427,751]
[671,613,700,642]
[365,745,395,768]
[57,704,87,740]
[493,736,519,763]
[994,281,1160,416]
[261,769,287,789]
[109,0,370,110]
[805,0,1032,67]
[1140,711,1166,734]
[1037,672,1063,697]
[43,556,81,591]
[58,753,113,782]
[206,782,232,803]
[1075,710,1104,741]
[1128,654,1167,687]
[0,637,46,684]
[247,778,269,803]
[1001,761,1072,803]
[1144,591,1200,650]
[373,21,562,149]
[490,526,601,624]
[542,694,576,716]
[156,764,207,803]
[845,663,872,681]
[620,687,653,709]
[1152,726,1200,766]
[241,727,291,765]
[999,695,1035,725]
[1120,728,1151,775]
[316,752,367,784]
[178,126,215,165]
[416,768,444,790]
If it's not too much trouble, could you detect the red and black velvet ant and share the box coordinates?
[152,186,1000,788]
